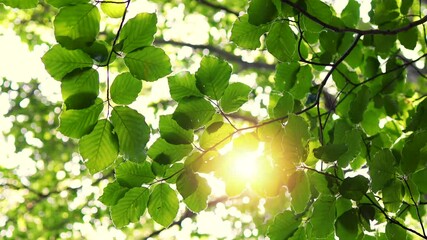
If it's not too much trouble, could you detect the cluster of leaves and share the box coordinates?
[2,0,427,239]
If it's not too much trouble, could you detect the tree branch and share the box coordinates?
[196,0,239,16]
[282,0,427,35]
[154,38,275,71]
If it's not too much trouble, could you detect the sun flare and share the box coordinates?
[231,153,259,181]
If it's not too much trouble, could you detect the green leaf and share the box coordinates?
[220,82,252,113]
[79,119,119,174]
[412,167,427,193]
[116,161,155,188]
[275,62,300,92]
[111,106,150,162]
[339,175,369,201]
[147,138,192,165]
[266,21,298,62]
[42,45,93,80]
[0,0,37,8]
[341,0,360,28]
[310,194,336,238]
[173,97,215,129]
[267,210,301,240]
[290,171,311,214]
[349,85,371,124]
[163,163,184,183]
[159,115,194,144]
[335,209,359,240]
[54,4,100,49]
[401,131,427,174]
[167,71,203,101]
[291,65,313,100]
[176,169,198,199]
[46,0,88,8]
[400,0,414,14]
[386,222,407,240]
[58,99,103,138]
[247,0,277,26]
[61,69,99,110]
[273,91,294,118]
[406,98,427,131]
[195,56,232,100]
[100,2,125,18]
[111,187,149,228]
[183,175,211,213]
[110,73,142,105]
[383,179,404,212]
[314,144,348,163]
[320,30,342,55]
[200,122,235,150]
[120,13,157,53]
[369,149,396,192]
[124,46,172,81]
[99,182,129,206]
[230,15,267,49]
[148,183,179,227]
[306,0,333,24]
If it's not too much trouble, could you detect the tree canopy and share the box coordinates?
[1,0,427,239]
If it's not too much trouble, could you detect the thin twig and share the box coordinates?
[403,177,426,237]
[282,0,427,35]
[196,0,239,16]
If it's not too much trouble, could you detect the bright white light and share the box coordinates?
[231,153,258,181]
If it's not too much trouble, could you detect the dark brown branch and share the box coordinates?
[403,177,426,237]
[316,33,362,144]
[282,0,427,35]
[196,0,239,16]
[154,38,275,71]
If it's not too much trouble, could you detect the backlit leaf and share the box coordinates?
[290,171,311,214]
[110,73,142,105]
[42,45,93,80]
[120,13,157,53]
[147,138,192,165]
[183,175,211,213]
[58,98,103,138]
[349,85,370,123]
[266,21,298,62]
[339,175,369,201]
[111,106,150,162]
[369,149,396,192]
[148,183,179,227]
[99,182,129,206]
[124,46,172,81]
[335,209,359,239]
[116,161,155,188]
[79,119,119,174]
[100,2,125,18]
[200,121,234,150]
[230,15,267,49]
[54,4,100,49]
[341,0,360,28]
[310,194,336,238]
[267,210,301,240]
[220,82,252,113]
[159,115,194,144]
[0,0,37,8]
[61,69,99,109]
[167,71,203,101]
[195,56,232,100]
[173,97,215,129]
[46,0,88,8]
[247,0,277,26]
[111,187,149,228]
